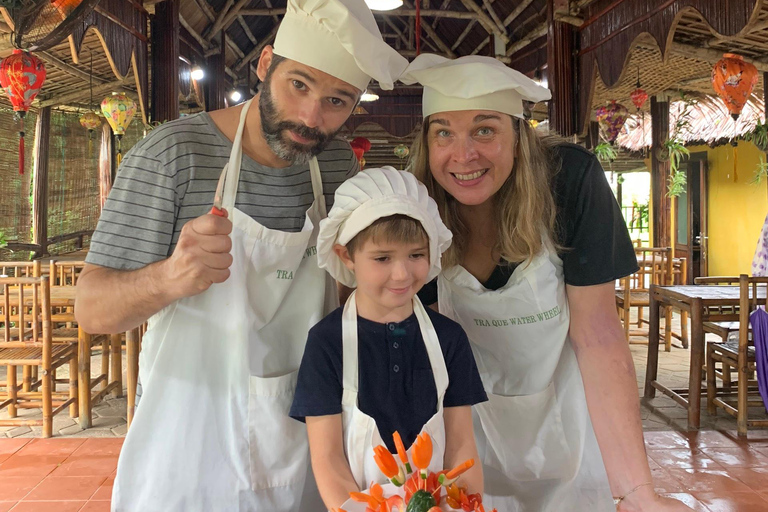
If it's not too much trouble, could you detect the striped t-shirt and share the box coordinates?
[86,112,358,270]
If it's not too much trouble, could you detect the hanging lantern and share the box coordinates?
[101,92,136,166]
[394,144,409,159]
[712,53,758,121]
[630,87,648,111]
[0,50,46,175]
[350,136,371,166]
[80,111,101,153]
[595,100,629,144]
[52,0,83,19]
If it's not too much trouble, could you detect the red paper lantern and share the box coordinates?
[712,53,758,121]
[630,87,648,111]
[350,136,371,164]
[0,50,47,175]
[595,101,629,144]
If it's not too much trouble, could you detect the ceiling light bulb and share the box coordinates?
[191,67,204,81]
[364,0,403,11]
[230,90,242,103]
[360,92,379,102]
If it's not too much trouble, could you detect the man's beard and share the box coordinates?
[258,78,337,165]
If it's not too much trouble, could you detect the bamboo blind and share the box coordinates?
[0,108,38,258]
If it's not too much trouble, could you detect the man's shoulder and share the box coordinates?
[128,113,225,161]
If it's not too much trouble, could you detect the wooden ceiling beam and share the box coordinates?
[213,0,254,42]
[383,17,412,50]
[456,0,509,44]
[505,21,547,56]
[180,13,211,50]
[452,20,477,51]
[38,50,108,85]
[503,0,534,27]
[482,0,506,36]
[38,79,134,108]
[235,23,279,72]
[204,0,234,41]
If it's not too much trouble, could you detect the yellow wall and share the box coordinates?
[692,141,768,276]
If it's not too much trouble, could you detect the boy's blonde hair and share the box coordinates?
[345,214,429,257]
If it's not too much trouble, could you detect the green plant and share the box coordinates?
[662,138,690,174]
[745,120,768,151]
[0,230,6,249]
[667,169,687,198]
[594,142,618,167]
[750,155,768,185]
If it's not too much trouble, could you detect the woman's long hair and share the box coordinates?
[409,116,562,267]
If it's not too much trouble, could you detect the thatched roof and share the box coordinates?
[616,94,767,152]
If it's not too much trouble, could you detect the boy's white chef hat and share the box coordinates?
[317,167,452,288]
[399,53,552,118]
[273,0,408,91]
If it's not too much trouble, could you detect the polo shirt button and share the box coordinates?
[393,365,400,372]
[393,342,399,349]
[388,324,395,331]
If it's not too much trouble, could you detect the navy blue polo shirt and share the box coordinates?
[290,306,488,453]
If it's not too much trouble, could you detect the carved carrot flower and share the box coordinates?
[412,432,433,480]
[438,458,475,486]
[373,445,406,486]
[392,431,412,474]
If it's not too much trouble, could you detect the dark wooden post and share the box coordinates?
[586,121,600,150]
[546,0,576,136]
[651,96,670,248]
[150,0,180,123]
[32,107,51,258]
[205,33,227,111]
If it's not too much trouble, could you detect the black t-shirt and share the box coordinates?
[289,307,488,453]
[418,143,638,304]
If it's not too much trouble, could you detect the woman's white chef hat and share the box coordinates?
[273,0,408,91]
[399,53,552,118]
[317,167,452,288]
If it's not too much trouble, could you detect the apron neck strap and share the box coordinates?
[341,292,449,400]
[308,157,325,218]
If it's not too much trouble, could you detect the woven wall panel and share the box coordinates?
[0,109,37,250]
[46,111,101,251]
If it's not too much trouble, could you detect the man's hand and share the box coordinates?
[161,210,234,301]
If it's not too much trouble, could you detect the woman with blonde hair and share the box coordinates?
[403,54,694,512]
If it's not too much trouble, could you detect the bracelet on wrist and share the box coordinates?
[613,481,653,508]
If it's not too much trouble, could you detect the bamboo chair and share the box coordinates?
[0,277,78,437]
[671,257,690,348]
[0,262,42,396]
[706,275,768,436]
[48,260,86,287]
[616,247,674,350]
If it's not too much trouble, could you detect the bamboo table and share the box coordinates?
[643,284,765,428]
[3,286,138,429]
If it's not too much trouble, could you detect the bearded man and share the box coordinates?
[75,0,407,510]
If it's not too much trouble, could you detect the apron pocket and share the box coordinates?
[248,370,309,491]
[476,382,574,482]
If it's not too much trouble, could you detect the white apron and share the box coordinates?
[112,99,336,512]
[341,292,447,489]
[437,245,613,512]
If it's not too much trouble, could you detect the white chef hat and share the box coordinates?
[317,167,452,288]
[399,54,552,118]
[273,0,408,91]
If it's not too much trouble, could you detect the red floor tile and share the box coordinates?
[648,448,724,470]
[0,503,14,512]
[89,475,114,501]
[693,491,768,512]
[0,455,64,478]
[10,502,85,512]
[0,477,42,502]
[0,439,30,465]
[24,476,106,502]
[18,439,86,458]
[70,439,123,458]
[699,447,768,468]
[51,456,117,477]
[652,467,687,493]
[685,431,745,450]
[724,467,768,491]
[659,493,711,512]
[79,502,111,512]
[644,430,692,450]
[667,468,755,493]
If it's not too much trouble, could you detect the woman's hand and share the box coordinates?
[617,486,697,512]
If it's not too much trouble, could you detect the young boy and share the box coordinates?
[289,167,488,509]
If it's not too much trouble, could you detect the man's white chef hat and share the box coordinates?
[399,53,552,118]
[273,0,408,91]
[317,167,452,288]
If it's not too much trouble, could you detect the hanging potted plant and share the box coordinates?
[593,141,618,168]
[745,119,768,151]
